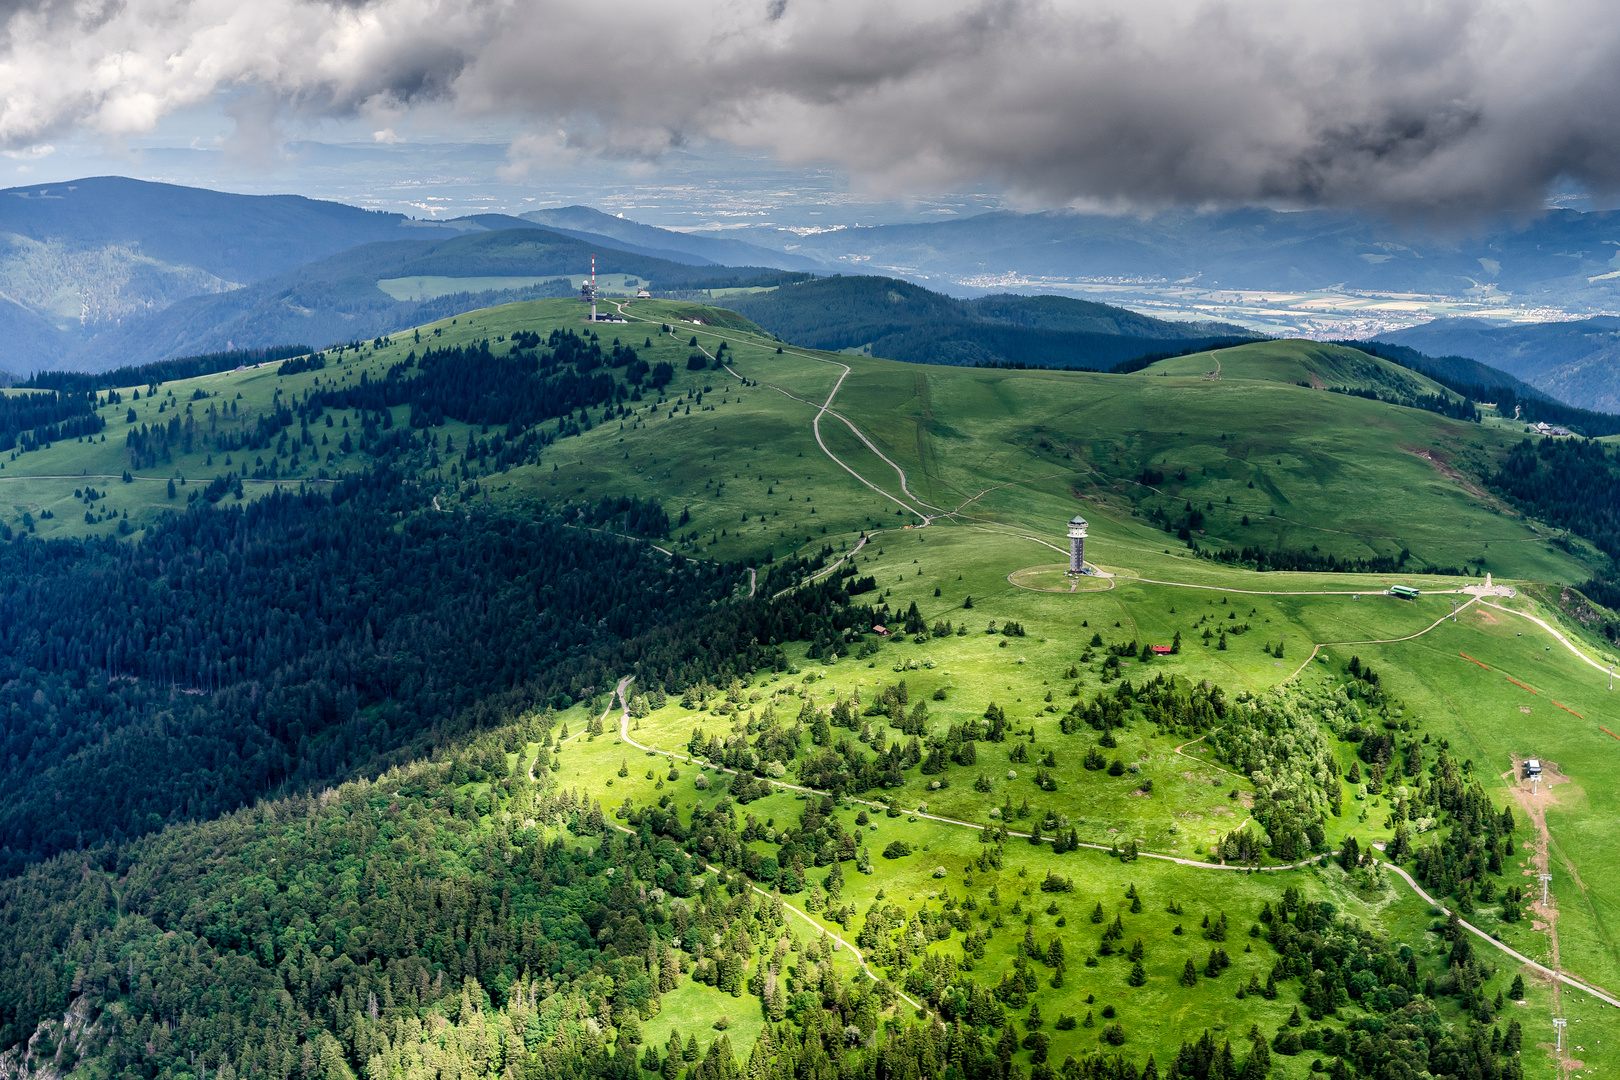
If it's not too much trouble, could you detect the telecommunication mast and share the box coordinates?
[580,253,599,321]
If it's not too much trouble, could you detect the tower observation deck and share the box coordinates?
[1067,515,1088,574]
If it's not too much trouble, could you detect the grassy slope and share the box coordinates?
[10,298,1620,1073]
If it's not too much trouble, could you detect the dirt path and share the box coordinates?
[1482,600,1620,678]
[1499,757,1620,1038]
[1374,854,1619,1009]
[603,669,1620,1006]
[1280,595,1485,681]
[601,675,933,1019]
[1173,730,1245,781]
[1511,761,1567,1019]
[650,313,932,521]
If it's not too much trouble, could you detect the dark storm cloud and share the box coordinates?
[2,0,1618,216]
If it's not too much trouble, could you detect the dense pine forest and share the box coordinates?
[307,331,667,434]
[0,320,1590,1080]
[0,688,1526,1080]
[0,462,878,877]
[0,389,104,453]
[1487,438,1620,616]
[23,347,314,395]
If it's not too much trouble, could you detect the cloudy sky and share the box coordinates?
[4,0,1619,222]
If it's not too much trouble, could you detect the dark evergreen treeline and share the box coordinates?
[276,352,327,376]
[1341,340,1620,437]
[568,495,674,538]
[1326,385,1479,422]
[1191,544,1418,575]
[0,389,104,452]
[0,466,875,877]
[1490,437,1620,562]
[1487,437,1620,624]
[23,345,312,394]
[306,331,654,434]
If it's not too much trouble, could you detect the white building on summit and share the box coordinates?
[1068,515,1088,574]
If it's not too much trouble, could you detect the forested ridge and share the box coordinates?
[1486,437,1620,621]
[307,331,656,433]
[717,278,1257,371]
[0,743,921,1079]
[0,697,1527,1080]
[0,389,104,452]
[24,347,314,395]
[0,460,876,877]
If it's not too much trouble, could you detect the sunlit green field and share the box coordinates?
[11,294,1620,1075]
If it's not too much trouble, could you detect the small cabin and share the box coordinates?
[1150,645,1174,655]
[872,624,889,636]
[1525,759,1542,778]
[1388,585,1421,600]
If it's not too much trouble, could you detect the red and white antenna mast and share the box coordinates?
[582,254,600,321]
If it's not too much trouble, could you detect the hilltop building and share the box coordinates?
[1068,515,1088,574]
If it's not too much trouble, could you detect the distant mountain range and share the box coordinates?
[0,179,810,374]
[518,206,822,270]
[701,207,1620,307]
[11,176,1620,399]
[714,276,1258,369]
[0,178,820,374]
[63,229,795,371]
[1373,318,1620,414]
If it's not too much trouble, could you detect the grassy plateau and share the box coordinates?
[9,295,1620,1078]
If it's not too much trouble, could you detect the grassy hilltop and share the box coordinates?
[2,294,1617,1079]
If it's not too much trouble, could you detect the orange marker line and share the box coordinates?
[1460,652,1491,670]
[1555,701,1584,719]
[1506,676,1539,695]
[1600,727,1620,741]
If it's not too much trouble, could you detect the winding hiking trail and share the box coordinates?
[601,677,932,1019]
[1482,600,1620,677]
[651,313,932,521]
[1376,849,1620,1009]
[1281,595,1488,682]
[604,671,1618,1009]
[602,303,1620,1008]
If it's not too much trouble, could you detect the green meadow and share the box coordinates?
[11,295,1620,1074]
